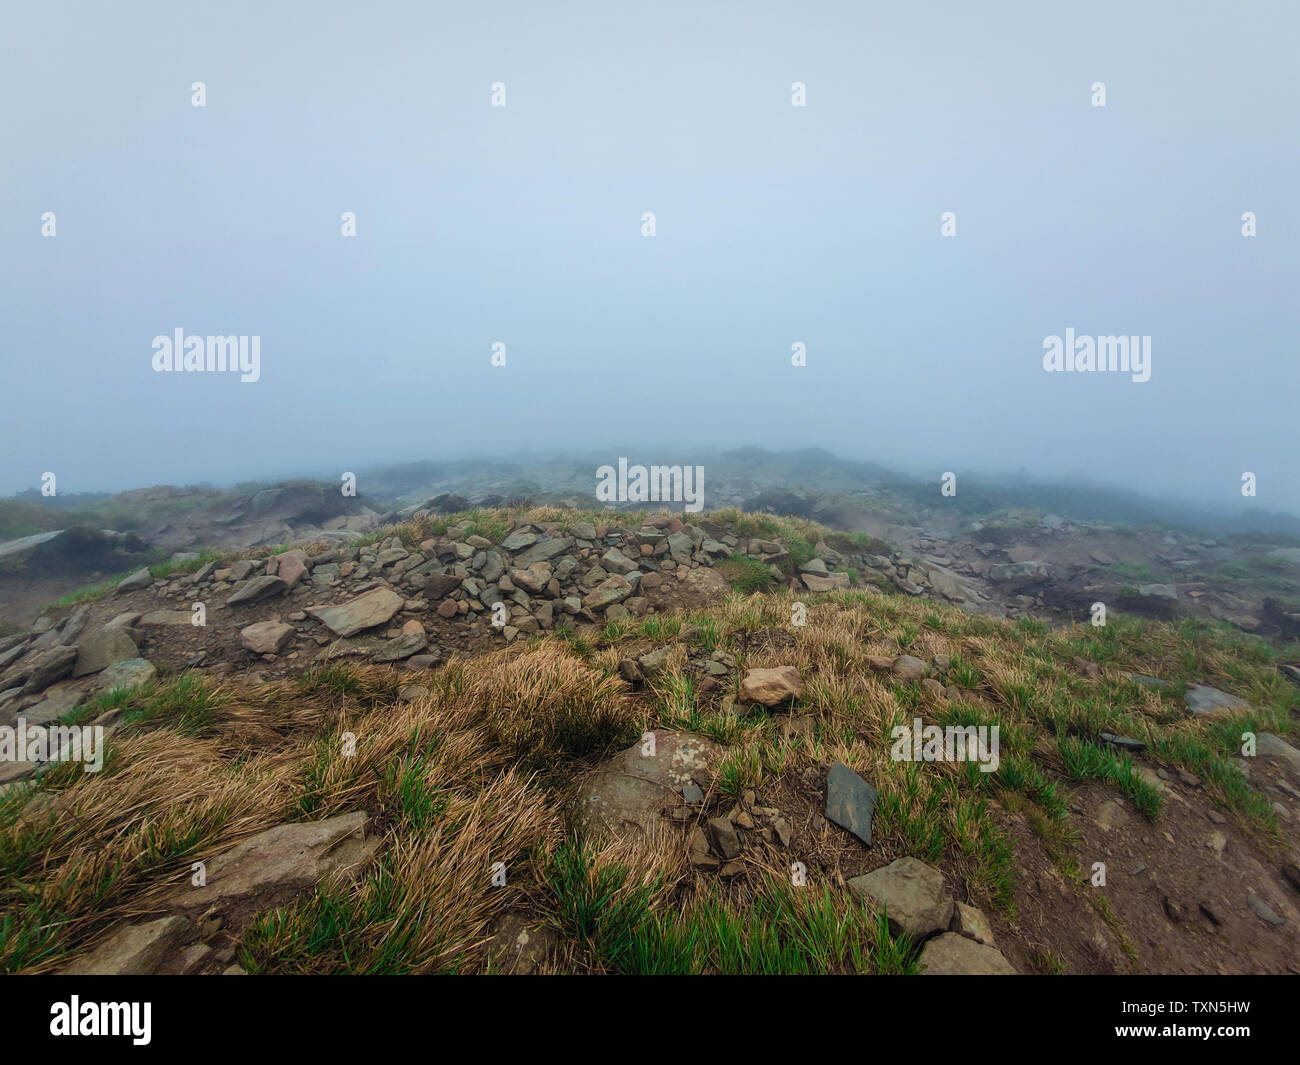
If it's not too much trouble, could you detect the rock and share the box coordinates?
[891,655,927,680]
[23,686,85,726]
[372,627,428,663]
[1129,673,1169,689]
[61,915,191,976]
[799,559,830,576]
[825,761,878,846]
[581,575,632,613]
[276,550,310,589]
[116,568,154,594]
[707,816,742,859]
[738,666,803,707]
[500,530,539,552]
[486,914,559,974]
[601,548,639,575]
[97,658,156,692]
[952,901,996,946]
[571,731,722,839]
[72,626,139,677]
[666,530,694,562]
[801,572,850,592]
[226,575,289,606]
[239,621,294,655]
[307,587,405,637]
[513,537,574,567]
[422,573,463,599]
[849,857,953,939]
[987,561,1049,585]
[1100,732,1146,753]
[919,932,1017,974]
[58,605,91,646]
[18,645,78,695]
[637,646,671,676]
[1257,733,1300,776]
[1184,684,1249,718]
[1138,583,1177,600]
[1247,892,1285,926]
[167,811,379,916]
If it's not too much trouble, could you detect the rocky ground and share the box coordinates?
[2,506,1299,975]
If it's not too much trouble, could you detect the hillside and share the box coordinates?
[1,506,1298,975]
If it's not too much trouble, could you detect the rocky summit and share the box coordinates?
[1,501,1298,980]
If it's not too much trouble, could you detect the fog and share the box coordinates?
[3,0,1297,515]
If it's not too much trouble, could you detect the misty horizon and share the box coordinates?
[3,1,1297,511]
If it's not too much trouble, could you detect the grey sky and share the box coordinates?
[2,1,1297,512]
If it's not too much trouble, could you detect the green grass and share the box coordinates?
[543,841,918,974]
[1057,736,1163,820]
[717,553,774,594]
[120,675,225,736]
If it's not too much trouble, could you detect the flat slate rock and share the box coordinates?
[825,761,877,846]
[307,587,404,637]
[227,575,289,605]
[1184,684,1249,717]
[1100,732,1147,753]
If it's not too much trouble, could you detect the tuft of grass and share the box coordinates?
[717,553,775,593]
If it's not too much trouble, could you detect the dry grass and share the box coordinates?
[5,522,1296,974]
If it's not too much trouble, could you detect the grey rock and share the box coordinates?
[116,568,154,594]
[1184,684,1249,718]
[825,761,878,846]
[73,626,139,677]
[239,621,295,655]
[848,856,953,939]
[62,915,191,976]
[227,575,289,606]
[307,587,404,637]
[19,645,78,695]
[97,658,156,692]
[167,811,379,916]
[919,932,1017,974]
[571,731,722,840]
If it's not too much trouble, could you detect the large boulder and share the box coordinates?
[307,587,404,637]
[571,730,722,839]
[167,811,379,917]
[848,856,953,939]
[73,626,139,677]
